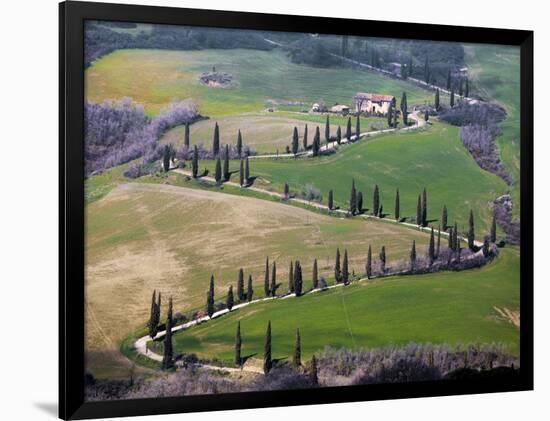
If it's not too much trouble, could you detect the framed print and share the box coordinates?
[59,1,533,419]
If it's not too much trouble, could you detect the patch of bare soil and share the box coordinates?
[494,306,520,328]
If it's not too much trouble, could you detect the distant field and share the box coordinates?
[192,121,509,233]
[170,247,520,363]
[465,44,521,217]
[85,183,429,377]
[85,48,436,117]
[160,113,385,154]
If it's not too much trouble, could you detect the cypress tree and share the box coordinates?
[491,212,497,243]
[387,103,393,127]
[395,189,400,221]
[288,261,295,293]
[435,88,440,110]
[436,225,441,259]
[293,328,301,368]
[237,268,245,301]
[312,258,319,289]
[450,89,455,107]
[162,297,174,369]
[212,122,220,156]
[410,240,417,272]
[264,257,270,297]
[357,191,363,214]
[448,226,454,250]
[336,126,342,144]
[447,68,452,90]
[325,115,330,143]
[206,275,215,318]
[349,179,357,215]
[328,190,334,210]
[416,195,422,226]
[465,78,470,97]
[157,292,161,328]
[408,55,413,76]
[334,248,341,283]
[294,260,303,296]
[356,114,361,138]
[459,78,464,96]
[453,222,459,252]
[442,205,448,231]
[468,209,475,250]
[247,275,254,302]
[225,285,234,311]
[148,290,158,339]
[284,182,290,200]
[373,184,380,216]
[400,92,408,126]
[310,355,318,385]
[421,188,428,227]
[192,145,199,178]
[482,235,490,258]
[342,249,349,285]
[214,157,222,185]
[271,262,277,296]
[428,228,435,265]
[366,245,372,279]
[312,126,320,156]
[424,56,430,84]
[163,144,171,172]
[235,321,242,366]
[184,122,190,148]
[379,246,386,273]
[292,126,299,155]
[425,110,429,122]
[264,321,272,375]
[346,117,352,140]
[237,129,243,157]
[244,156,250,185]
[239,158,244,186]
[303,124,308,150]
[223,144,230,181]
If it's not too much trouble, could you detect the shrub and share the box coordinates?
[299,183,322,202]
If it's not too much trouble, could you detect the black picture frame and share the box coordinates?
[59,1,533,419]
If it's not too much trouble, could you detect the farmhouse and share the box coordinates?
[353,92,396,115]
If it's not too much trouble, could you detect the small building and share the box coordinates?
[353,93,396,115]
[330,104,350,115]
[311,103,327,113]
[388,62,402,76]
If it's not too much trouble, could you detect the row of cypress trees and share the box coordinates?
[235,320,317,382]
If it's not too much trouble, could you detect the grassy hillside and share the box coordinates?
[170,248,520,363]
[465,44,521,216]
[160,113,385,154]
[85,48,436,117]
[193,121,509,233]
[85,183,429,376]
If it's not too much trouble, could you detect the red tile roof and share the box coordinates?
[354,93,395,102]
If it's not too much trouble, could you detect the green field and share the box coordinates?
[160,113,386,154]
[85,48,436,117]
[465,44,521,217]
[170,248,520,363]
[190,121,508,234]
